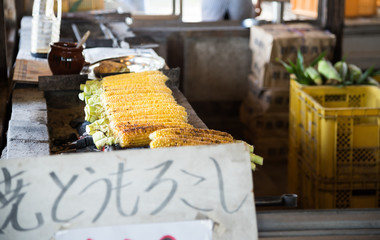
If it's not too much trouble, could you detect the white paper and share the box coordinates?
[55,220,213,240]
[0,143,257,240]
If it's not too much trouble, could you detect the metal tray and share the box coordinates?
[82,54,166,79]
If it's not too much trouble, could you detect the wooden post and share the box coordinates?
[0,0,8,150]
[0,0,8,84]
[318,0,345,62]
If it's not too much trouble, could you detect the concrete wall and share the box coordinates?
[182,35,250,101]
[343,23,380,69]
[132,22,251,102]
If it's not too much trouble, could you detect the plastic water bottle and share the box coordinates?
[31,0,62,58]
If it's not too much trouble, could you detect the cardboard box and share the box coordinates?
[240,104,289,137]
[250,23,336,65]
[246,75,289,113]
[243,131,289,163]
[62,0,104,12]
[250,60,290,88]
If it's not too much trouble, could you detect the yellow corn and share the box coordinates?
[150,136,233,148]
[149,127,234,141]
[149,127,234,148]
[110,115,188,127]
[104,99,177,109]
[102,71,168,86]
[116,122,193,148]
[109,106,188,122]
[103,86,172,95]
[99,71,190,148]
[106,102,180,112]
[102,92,174,104]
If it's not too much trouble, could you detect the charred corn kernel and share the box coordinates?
[109,107,188,122]
[106,102,181,112]
[149,127,234,148]
[111,115,188,128]
[102,71,168,86]
[102,80,166,91]
[103,76,167,86]
[102,78,168,88]
[103,86,172,95]
[104,98,177,107]
[102,93,174,104]
[116,122,193,148]
[150,135,233,148]
[105,102,179,113]
[149,127,234,142]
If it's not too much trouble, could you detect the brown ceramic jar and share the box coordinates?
[48,42,85,75]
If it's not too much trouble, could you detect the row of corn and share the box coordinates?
[277,50,380,86]
[78,70,263,170]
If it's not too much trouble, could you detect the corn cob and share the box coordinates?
[115,123,193,148]
[150,135,234,148]
[318,59,342,82]
[102,92,174,104]
[108,106,188,122]
[106,102,180,112]
[103,75,167,85]
[103,86,172,95]
[102,71,168,85]
[95,70,191,148]
[111,115,188,127]
[104,98,177,108]
[149,127,234,141]
[102,79,168,88]
[103,81,167,91]
[149,127,234,148]
[305,66,322,85]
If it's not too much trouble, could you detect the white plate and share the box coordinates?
[82,54,166,79]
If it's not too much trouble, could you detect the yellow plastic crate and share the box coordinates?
[288,140,300,195]
[294,152,380,209]
[289,80,380,185]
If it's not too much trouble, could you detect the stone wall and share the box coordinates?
[1,88,49,159]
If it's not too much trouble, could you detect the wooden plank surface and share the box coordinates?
[13,58,52,83]
[13,17,52,83]
[172,87,207,129]
[257,209,380,239]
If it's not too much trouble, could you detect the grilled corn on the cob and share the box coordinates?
[115,123,194,148]
[149,127,234,148]
[81,70,191,148]
[149,127,264,171]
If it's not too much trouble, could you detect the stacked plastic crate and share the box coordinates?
[289,76,380,209]
[240,23,336,164]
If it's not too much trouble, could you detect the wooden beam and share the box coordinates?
[318,0,345,62]
[0,0,8,151]
[0,0,8,84]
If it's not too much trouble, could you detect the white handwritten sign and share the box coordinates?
[0,143,257,240]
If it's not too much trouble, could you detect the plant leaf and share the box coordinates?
[371,70,380,77]
[296,49,304,72]
[310,51,326,67]
[276,58,295,74]
[358,66,374,84]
